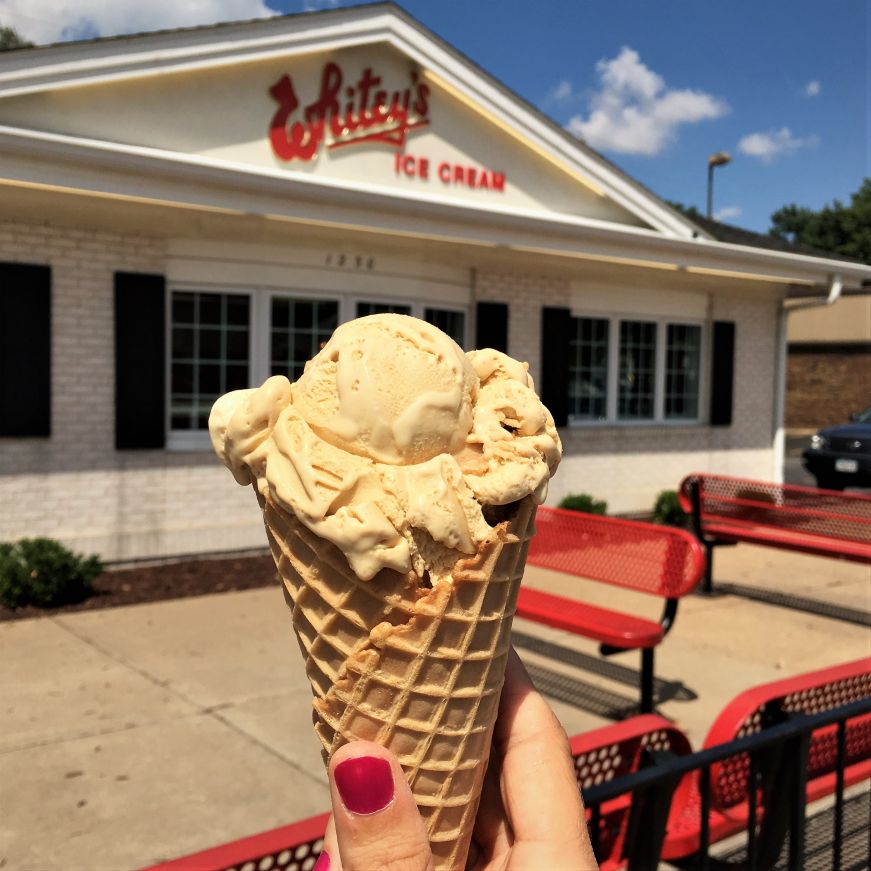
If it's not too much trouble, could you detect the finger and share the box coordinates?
[495,649,595,861]
[328,740,434,871]
[469,746,513,869]
[314,815,340,871]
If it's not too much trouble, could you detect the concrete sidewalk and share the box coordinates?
[1,544,868,870]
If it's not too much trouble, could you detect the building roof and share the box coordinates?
[687,212,866,268]
[2,2,869,290]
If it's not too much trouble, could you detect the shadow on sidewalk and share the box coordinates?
[513,630,697,720]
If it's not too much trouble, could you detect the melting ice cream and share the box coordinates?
[209,313,560,582]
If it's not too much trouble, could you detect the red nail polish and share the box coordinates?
[334,755,394,814]
[313,850,330,871]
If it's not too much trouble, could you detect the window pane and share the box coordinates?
[172,293,194,324]
[424,308,466,348]
[665,324,701,419]
[271,297,339,382]
[226,328,248,361]
[172,327,194,358]
[568,316,609,421]
[199,328,221,359]
[170,291,250,431]
[357,301,412,317]
[198,294,222,325]
[618,320,656,420]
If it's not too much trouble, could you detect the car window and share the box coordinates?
[857,406,871,423]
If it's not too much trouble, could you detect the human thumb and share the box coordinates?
[320,740,434,871]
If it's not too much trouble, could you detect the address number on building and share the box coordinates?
[325,253,376,269]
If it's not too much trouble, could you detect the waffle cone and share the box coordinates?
[258,492,537,871]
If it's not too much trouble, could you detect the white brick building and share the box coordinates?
[1,5,868,561]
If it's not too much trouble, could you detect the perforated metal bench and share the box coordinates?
[679,473,871,593]
[570,715,693,870]
[660,657,871,866]
[517,506,705,712]
[141,811,330,871]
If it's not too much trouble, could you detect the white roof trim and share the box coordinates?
[0,5,698,239]
[2,123,869,287]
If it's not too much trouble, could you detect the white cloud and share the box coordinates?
[544,79,576,106]
[738,127,819,163]
[804,80,821,97]
[0,0,278,45]
[566,47,728,155]
[713,206,742,222]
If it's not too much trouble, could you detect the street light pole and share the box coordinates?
[706,151,731,219]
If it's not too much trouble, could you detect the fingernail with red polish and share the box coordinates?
[312,850,330,871]
[335,756,394,815]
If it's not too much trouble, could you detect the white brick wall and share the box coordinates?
[0,220,781,561]
[476,268,779,514]
[0,219,266,560]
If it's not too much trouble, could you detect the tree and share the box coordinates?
[0,24,32,51]
[769,179,871,265]
[665,200,703,220]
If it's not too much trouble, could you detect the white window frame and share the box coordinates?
[262,288,343,384]
[568,312,707,428]
[166,284,257,451]
[351,296,470,348]
[166,285,470,450]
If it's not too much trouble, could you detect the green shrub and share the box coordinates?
[0,538,103,608]
[652,490,688,527]
[558,493,608,515]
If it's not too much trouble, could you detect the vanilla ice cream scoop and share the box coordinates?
[210,313,560,581]
[292,315,476,465]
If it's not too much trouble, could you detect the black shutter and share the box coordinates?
[710,320,736,427]
[475,301,508,353]
[540,306,571,427]
[115,272,166,449]
[0,263,51,437]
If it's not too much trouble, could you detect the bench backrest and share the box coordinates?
[528,506,704,598]
[140,811,330,871]
[570,715,693,870]
[679,473,871,547]
[703,657,871,811]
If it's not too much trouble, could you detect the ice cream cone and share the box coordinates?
[259,490,537,871]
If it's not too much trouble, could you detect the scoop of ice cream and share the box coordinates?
[210,314,561,582]
[292,314,476,465]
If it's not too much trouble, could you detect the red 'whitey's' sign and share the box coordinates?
[269,62,430,161]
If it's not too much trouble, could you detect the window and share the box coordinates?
[170,291,250,430]
[357,301,412,317]
[566,314,704,425]
[168,289,469,441]
[618,320,657,420]
[425,308,466,348]
[271,297,339,381]
[665,324,702,419]
[568,317,608,420]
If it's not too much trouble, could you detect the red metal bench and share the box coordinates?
[140,811,330,871]
[517,506,705,712]
[141,660,871,871]
[660,657,871,865]
[141,717,689,871]
[571,715,693,870]
[679,473,871,593]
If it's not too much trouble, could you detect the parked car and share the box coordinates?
[802,406,871,490]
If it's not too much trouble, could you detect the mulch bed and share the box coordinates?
[0,554,278,622]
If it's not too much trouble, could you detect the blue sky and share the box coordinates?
[3,0,869,232]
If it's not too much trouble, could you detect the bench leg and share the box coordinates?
[640,648,655,713]
[701,541,715,594]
